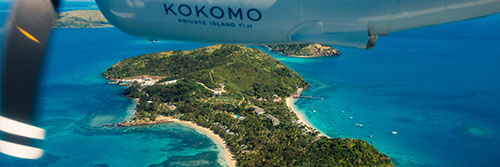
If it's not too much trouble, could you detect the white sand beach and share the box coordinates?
[171,118,237,167]
[286,88,329,137]
[113,114,236,167]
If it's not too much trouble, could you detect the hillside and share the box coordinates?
[55,10,111,28]
[266,43,341,57]
[104,45,308,97]
[103,45,393,166]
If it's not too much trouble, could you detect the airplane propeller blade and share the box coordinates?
[0,0,59,159]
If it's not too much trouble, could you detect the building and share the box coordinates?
[265,114,280,126]
[158,79,177,85]
[252,106,265,115]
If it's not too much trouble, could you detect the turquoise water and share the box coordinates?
[0,27,224,166]
[260,15,500,167]
[1,1,500,166]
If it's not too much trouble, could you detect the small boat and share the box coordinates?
[348,116,353,119]
[313,110,317,113]
[355,123,363,127]
[370,141,375,144]
[392,131,398,135]
[369,134,373,138]
[341,110,345,113]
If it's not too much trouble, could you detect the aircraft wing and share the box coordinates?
[292,0,500,48]
[2,0,500,160]
[96,0,500,49]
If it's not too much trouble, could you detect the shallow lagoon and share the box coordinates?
[1,1,500,166]
[267,14,500,167]
[0,27,222,167]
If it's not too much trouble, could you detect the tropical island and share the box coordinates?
[55,10,112,28]
[265,43,341,57]
[54,10,340,58]
[102,45,392,166]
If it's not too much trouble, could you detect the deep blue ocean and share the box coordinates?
[0,2,223,167]
[260,14,500,167]
[1,1,500,167]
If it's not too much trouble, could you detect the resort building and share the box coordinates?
[265,114,280,126]
[252,106,265,115]
[158,79,178,85]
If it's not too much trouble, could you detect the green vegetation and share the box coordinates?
[104,45,307,98]
[104,45,392,166]
[266,43,340,57]
[55,10,111,28]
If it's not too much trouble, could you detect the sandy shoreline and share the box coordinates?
[172,119,237,167]
[108,115,236,167]
[109,85,236,166]
[115,86,319,167]
[286,88,329,137]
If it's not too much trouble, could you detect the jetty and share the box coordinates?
[100,116,174,127]
[292,95,324,100]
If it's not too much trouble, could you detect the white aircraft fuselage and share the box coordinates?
[2,0,500,161]
[96,0,500,48]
